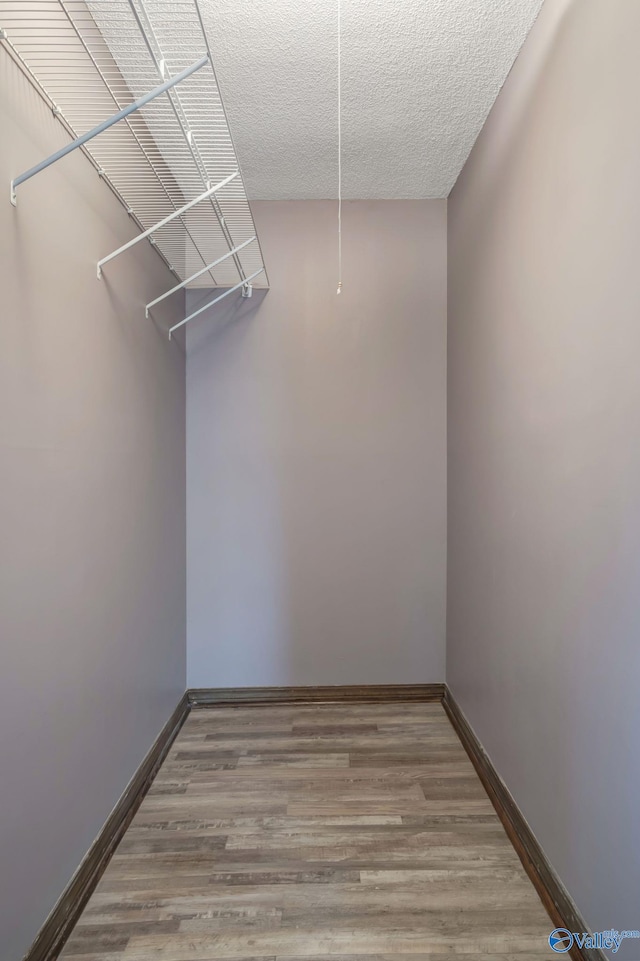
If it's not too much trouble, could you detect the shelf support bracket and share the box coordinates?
[97,172,238,278]
[169,269,264,339]
[9,53,209,205]
[145,236,256,317]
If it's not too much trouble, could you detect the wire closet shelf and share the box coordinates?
[1,0,268,328]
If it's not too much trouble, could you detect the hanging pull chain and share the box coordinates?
[337,0,342,294]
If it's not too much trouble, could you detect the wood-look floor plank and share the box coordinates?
[59,702,556,960]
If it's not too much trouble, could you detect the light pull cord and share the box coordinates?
[337,0,342,294]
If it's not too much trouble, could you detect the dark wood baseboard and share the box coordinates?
[188,683,445,707]
[442,686,605,961]
[23,693,191,961]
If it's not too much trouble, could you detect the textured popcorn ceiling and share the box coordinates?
[199,0,544,199]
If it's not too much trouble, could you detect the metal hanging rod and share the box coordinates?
[146,236,256,317]
[169,268,264,339]
[10,53,209,205]
[97,171,238,277]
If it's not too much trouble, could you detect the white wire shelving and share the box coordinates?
[1,0,268,331]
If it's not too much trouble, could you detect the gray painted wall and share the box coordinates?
[0,54,186,959]
[187,200,446,687]
[447,0,640,953]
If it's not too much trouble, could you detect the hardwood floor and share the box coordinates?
[59,702,557,959]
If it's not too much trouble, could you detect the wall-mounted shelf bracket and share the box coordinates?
[168,268,264,340]
[145,235,256,317]
[97,171,237,278]
[241,284,253,299]
[9,52,209,206]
